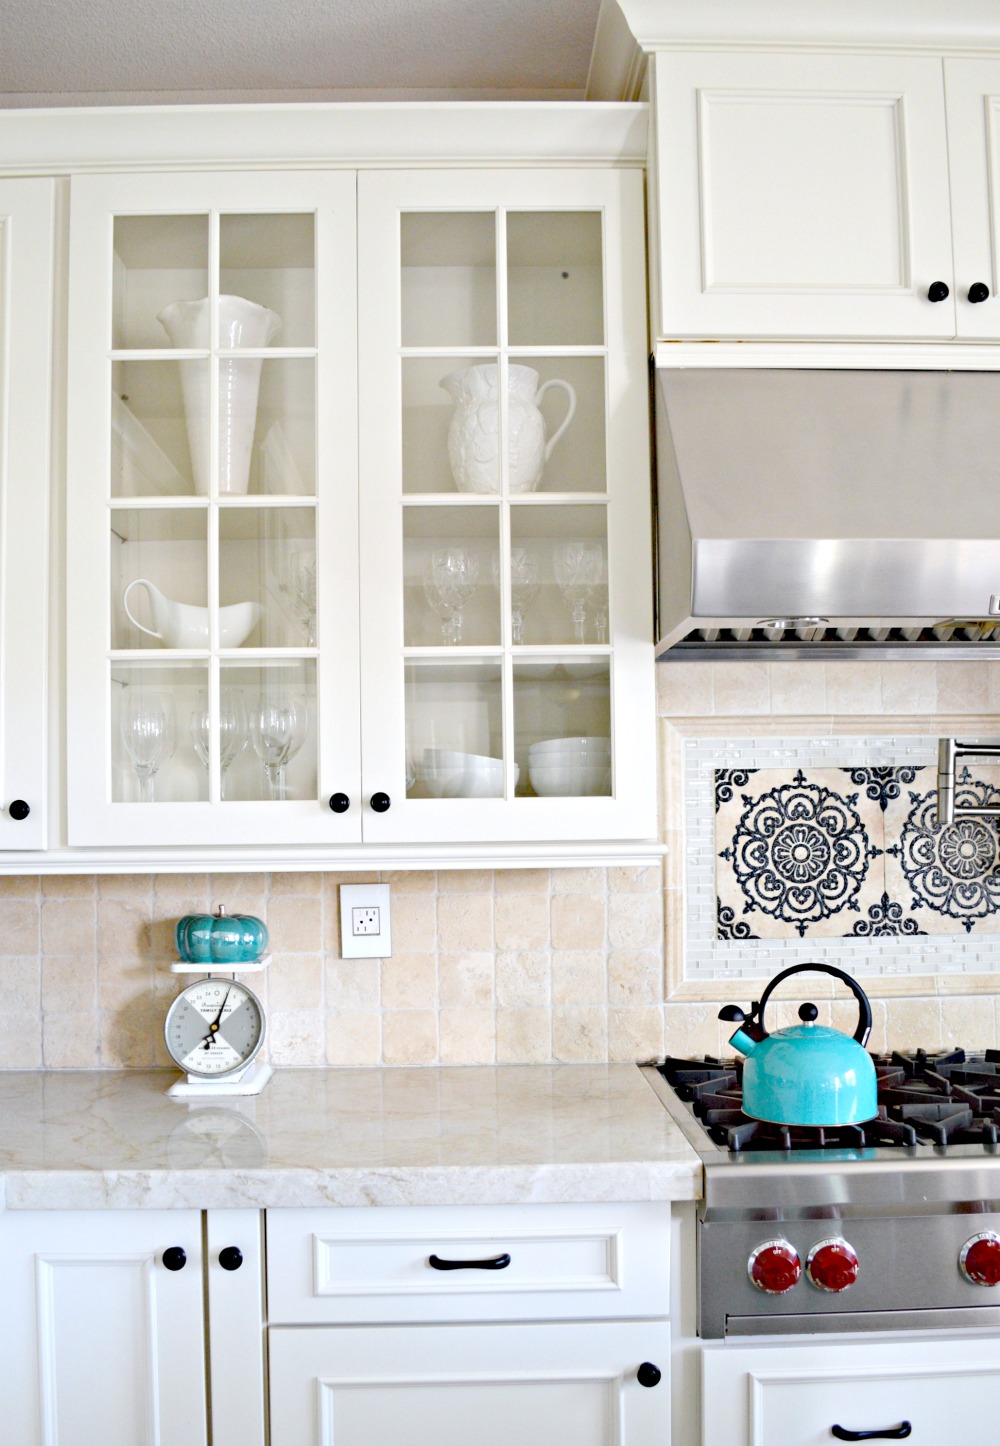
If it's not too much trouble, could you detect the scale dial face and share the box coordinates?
[164,978,265,1079]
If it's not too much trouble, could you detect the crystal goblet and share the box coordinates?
[422,546,479,645]
[250,695,307,801]
[491,546,540,646]
[119,688,176,803]
[553,540,604,644]
[190,689,248,800]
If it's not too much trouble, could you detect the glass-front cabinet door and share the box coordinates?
[358,170,655,844]
[66,171,360,846]
[0,179,54,850]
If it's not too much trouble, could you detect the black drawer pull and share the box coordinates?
[832,1424,911,1441]
[428,1252,511,1271]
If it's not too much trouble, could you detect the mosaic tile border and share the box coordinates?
[684,733,1000,982]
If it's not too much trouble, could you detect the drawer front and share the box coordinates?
[266,1203,670,1324]
[703,1335,1000,1445]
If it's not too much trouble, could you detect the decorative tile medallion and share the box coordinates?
[716,769,884,938]
[715,764,1000,940]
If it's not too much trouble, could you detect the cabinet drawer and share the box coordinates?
[703,1334,1000,1445]
[265,1203,670,1324]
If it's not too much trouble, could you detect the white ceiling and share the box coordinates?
[1,0,605,107]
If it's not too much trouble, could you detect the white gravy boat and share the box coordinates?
[123,578,261,649]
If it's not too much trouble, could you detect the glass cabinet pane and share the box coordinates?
[509,355,605,494]
[112,509,208,649]
[219,212,315,349]
[508,505,608,647]
[403,356,499,495]
[220,661,317,802]
[401,212,496,348]
[112,215,209,350]
[507,211,604,347]
[405,662,505,799]
[112,663,209,802]
[513,661,611,798]
[219,504,315,649]
[403,505,501,647]
[112,361,203,498]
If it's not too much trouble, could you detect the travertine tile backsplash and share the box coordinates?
[1,661,997,1069]
[0,866,664,1070]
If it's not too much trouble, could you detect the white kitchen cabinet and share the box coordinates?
[702,1333,1000,1444]
[650,48,1000,347]
[0,1207,265,1446]
[0,178,54,849]
[269,1319,671,1446]
[65,169,362,849]
[358,169,655,845]
[266,1202,671,1446]
[63,160,655,853]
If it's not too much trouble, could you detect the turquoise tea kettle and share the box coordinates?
[718,963,877,1127]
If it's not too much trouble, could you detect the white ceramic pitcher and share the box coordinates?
[440,364,577,494]
[123,578,261,649]
[157,294,281,496]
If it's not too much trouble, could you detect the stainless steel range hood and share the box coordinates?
[655,368,1000,660]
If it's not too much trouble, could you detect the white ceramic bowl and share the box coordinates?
[528,761,611,797]
[419,751,517,798]
[528,736,611,757]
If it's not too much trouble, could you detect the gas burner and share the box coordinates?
[656,1051,1000,1153]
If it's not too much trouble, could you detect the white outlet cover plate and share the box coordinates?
[339,882,392,959]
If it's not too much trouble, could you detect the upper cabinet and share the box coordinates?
[357,170,655,846]
[66,171,362,848]
[61,153,655,856]
[650,49,1000,344]
[0,179,53,850]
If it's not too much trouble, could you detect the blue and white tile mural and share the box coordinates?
[715,765,1000,940]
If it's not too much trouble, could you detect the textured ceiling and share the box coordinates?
[1,0,604,105]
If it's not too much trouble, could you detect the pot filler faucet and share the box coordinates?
[936,738,1000,825]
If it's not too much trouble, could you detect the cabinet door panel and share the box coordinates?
[652,51,955,340]
[945,58,1000,339]
[66,170,361,847]
[269,1320,670,1446]
[358,169,655,845]
[0,1209,206,1446]
[0,179,53,849]
[703,1335,1000,1445]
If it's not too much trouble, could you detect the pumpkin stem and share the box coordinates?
[214,904,228,917]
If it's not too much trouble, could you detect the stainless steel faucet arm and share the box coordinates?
[935,738,1000,825]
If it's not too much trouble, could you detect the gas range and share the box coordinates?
[642,1048,1000,1339]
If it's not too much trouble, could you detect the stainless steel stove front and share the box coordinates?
[640,1064,1000,1339]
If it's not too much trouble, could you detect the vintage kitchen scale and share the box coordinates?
[164,905,272,1099]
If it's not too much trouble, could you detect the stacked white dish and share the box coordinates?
[527,736,611,797]
[419,749,516,798]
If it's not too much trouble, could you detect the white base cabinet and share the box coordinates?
[269,1320,671,1446]
[702,1333,1000,1445]
[0,1208,265,1446]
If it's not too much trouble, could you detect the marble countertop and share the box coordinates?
[0,1064,702,1210]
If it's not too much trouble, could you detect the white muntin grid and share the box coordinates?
[685,734,1000,982]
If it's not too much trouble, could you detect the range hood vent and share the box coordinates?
[654,368,1000,660]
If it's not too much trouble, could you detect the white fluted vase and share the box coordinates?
[158,294,281,496]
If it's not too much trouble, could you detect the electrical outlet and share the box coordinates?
[340,883,392,959]
[352,906,381,937]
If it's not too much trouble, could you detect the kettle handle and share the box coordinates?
[757,963,873,1047]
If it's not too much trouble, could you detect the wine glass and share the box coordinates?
[422,546,479,644]
[189,690,248,800]
[287,549,317,646]
[491,546,540,645]
[250,695,307,801]
[119,688,176,802]
[553,540,603,643]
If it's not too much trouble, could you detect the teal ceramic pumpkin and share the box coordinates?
[175,905,268,964]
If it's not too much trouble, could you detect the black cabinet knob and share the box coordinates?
[219,1246,243,1271]
[328,793,350,814]
[927,281,950,302]
[637,1362,661,1388]
[7,800,29,820]
[162,1246,187,1272]
[969,282,991,304]
[370,792,391,813]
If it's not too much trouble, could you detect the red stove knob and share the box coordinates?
[806,1237,859,1293]
[960,1232,1000,1286]
[748,1239,801,1294]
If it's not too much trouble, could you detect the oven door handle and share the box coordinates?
[831,1424,911,1441]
